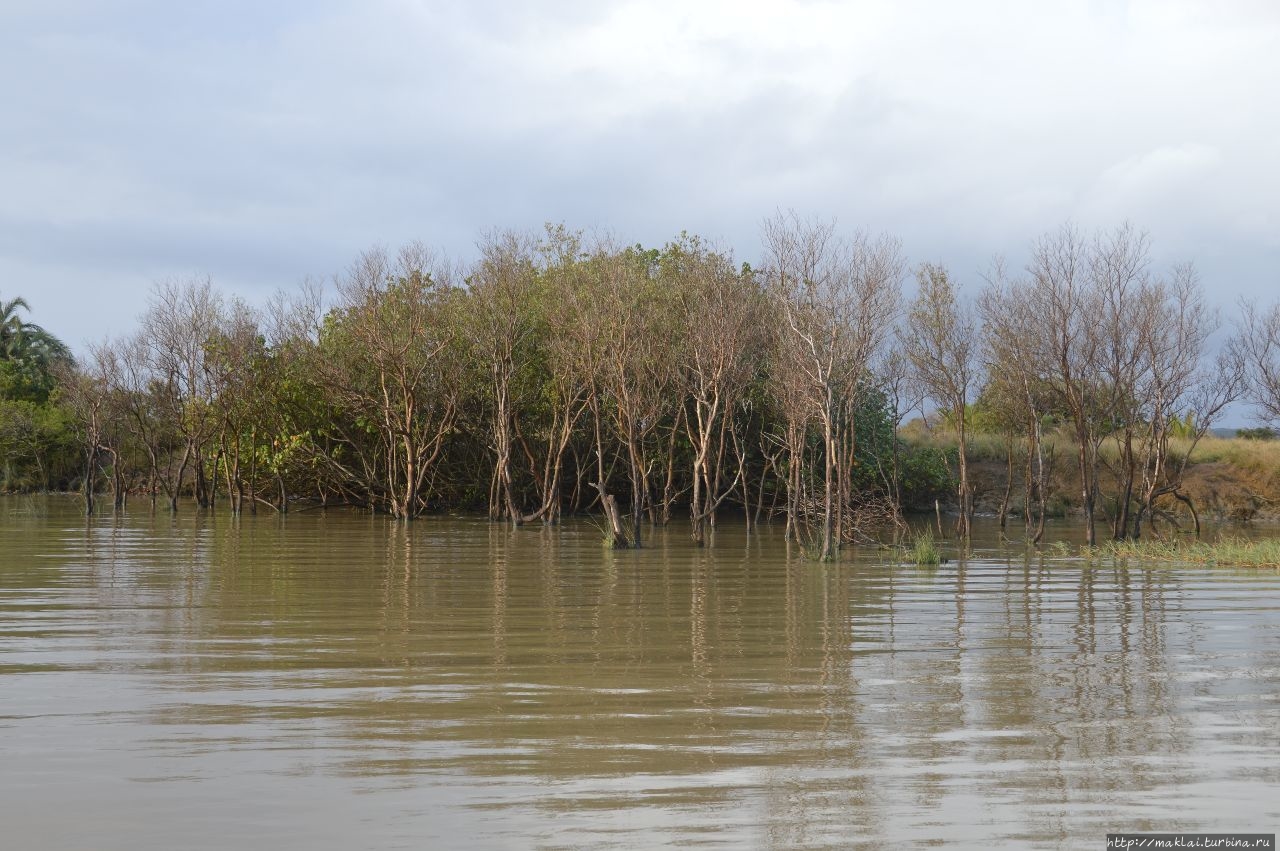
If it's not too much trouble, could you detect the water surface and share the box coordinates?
[2,497,1278,848]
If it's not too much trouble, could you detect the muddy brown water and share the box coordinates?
[2,497,1278,849]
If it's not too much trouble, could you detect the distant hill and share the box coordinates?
[1213,427,1278,440]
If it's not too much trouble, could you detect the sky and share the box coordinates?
[2,0,1278,357]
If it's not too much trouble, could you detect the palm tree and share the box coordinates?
[0,295,31,349]
[1,294,70,365]
[1,294,72,403]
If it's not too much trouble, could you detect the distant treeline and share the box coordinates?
[4,217,1280,554]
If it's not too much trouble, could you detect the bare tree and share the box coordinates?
[593,242,678,547]
[984,225,1238,544]
[92,278,221,512]
[1236,298,1280,424]
[979,260,1056,543]
[763,211,903,559]
[1015,224,1153,545]
[206,298,264,515]
[902,263,981,541]
[316,243,464,519]
[1089,224,1156,540]
[540,231,627,532]
[1130,266,1239,538]
[1025,225,1111,543]
[468,229,541,525]
[58,356,113,514]
[142,277,224,509]
[869,344,921,527]
[667,235,763,545]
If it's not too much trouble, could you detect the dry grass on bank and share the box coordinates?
[1175,434,1280,469]
[900,425,1280,522]
[905,421,1280,467]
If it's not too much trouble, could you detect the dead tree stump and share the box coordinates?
[593,483,632,548]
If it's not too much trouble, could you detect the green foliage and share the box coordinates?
[969,380,1067,436]
[845,383,899,492]
[1169,411,1197,439]
[1,358,58,404]
[1237,427,1276,441]
[1,297,71,400]
[0,398,79,491]
[898,444,955,509]
[0,295,79,490]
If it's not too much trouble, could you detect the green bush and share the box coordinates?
[0,399,79,491]
[899,444,954,510]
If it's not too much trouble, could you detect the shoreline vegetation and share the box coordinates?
[1085,536,1280,569]
[4,218,1280,559]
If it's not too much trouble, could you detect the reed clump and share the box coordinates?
[907,529,941,566]
[1085,537,1280,569]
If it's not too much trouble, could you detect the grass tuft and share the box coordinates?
[587,517,615,549]
[908,529,941,566]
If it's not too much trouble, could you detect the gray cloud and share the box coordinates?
[2,0,1277,354]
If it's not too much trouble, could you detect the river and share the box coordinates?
[2,496,1278,848]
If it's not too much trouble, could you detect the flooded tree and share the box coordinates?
[316,244,465,519]
[59,349,120,514]
[1129,265,1239,538]
[467,229,542,525]
[763,212,903,559]
[666,236,763,545]
[903,263,981,541]
[206,298,266,516]
[981,228,1241,543]
[593,243,679,547]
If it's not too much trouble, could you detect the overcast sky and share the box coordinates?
[2,0,1278,352]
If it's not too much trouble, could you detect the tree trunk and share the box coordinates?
[83,445,97,516]
[998,434,1014,531]
[593,483,631,548]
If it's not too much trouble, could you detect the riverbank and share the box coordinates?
[903,428,1280,525]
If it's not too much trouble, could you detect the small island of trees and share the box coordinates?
[4,217,1280,557]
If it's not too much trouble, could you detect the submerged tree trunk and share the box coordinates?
[998,433,1014,531]
[955,416,972,543]
[592,483,631,549]
[83,444,98,516]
